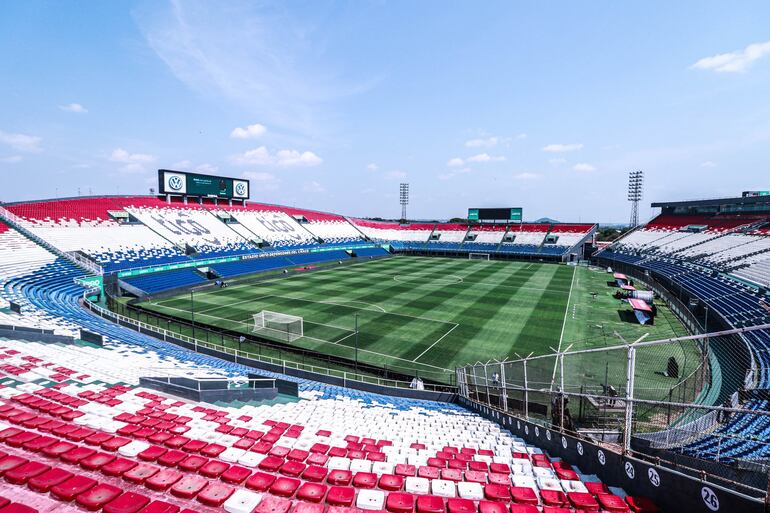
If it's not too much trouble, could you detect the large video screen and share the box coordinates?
[158,169,250,199]
[468,207,522,221]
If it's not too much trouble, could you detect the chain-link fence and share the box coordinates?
[457,324,770,494]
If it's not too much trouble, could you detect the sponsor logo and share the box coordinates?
[168,175,184,191]
[597,450,606,465]
[236,182,247,196]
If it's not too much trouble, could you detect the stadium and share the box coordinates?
[0,165,768,513]
[3,3,770,513]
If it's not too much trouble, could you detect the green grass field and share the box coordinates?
[135,256,697,391]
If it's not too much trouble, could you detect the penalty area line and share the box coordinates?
[412,323,460,362]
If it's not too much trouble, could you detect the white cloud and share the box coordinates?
[366,163,379,172]
[59,103,88,113]
[242,171,279,190]
[515,133,528,140]
[233,146,273,166]
[386,170,407,180]
[275,149,322,167]
[548,158,567,166]
[230,123,267,139]
[232,146,322,167]
[465,136,499,148]
[573,163,596,172]
[303,180,326,193]
[0,130,42,152]
[514,172,540,180]
[691,40,770,73]
[700,161,717,168]
[108,148,156,174]
[447,157,465,167]
[171,160,192,170]
[195,163,219,173]
[543,143,583,153]
[467,153,505,163]
[0,155,22,164]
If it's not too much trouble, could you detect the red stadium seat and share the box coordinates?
[487,473,510,486]
[258,456,284,472]
[200,460,230,478]
[555,468,579,481]
[353,471,378,488]
[468,461,488,472]
[0,456,27,476]
[326,486,356,506]
[221,465,252,484]
[302,465,329,482]
[50,475,98,501]
[327,469,353,486]
[76,483,123,511]
[568,492,600,511]
[293,503,325,513]
[418,466,440,479]
[583,482,609,496]
[145,468,182,491]
[395,464,416,477]
[378,473,404,491]
[540,489,567,507]
[4,460,50,484]
[416,495,445,513]
[170,474,208,499]
[103,492,151,513]
[464,470,487,484]
[197,482,235,506]
[447,498,476,513]
[178,455,208,472]
[0,504,37,513]
[386,492,415,513]
[478,501,508,513]
[509,487,538,505]
[246,471,276,492]
[157,449,186,466]
[123,463,159,484]
[598,494,631,513]
[297,482,328,503]
[271,476,301,497]
[306,453,329,466]
[138,445,167,461]
[102,457,138,477]
[61,446,96,464]
[280,460,307,477]
[440,468,463,482]
[27,467,73,492]
[81,451,116,470]
[483,484,511,502]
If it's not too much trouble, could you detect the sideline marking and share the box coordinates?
[551,265,577,388]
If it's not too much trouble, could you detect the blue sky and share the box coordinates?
[1,1,770,223]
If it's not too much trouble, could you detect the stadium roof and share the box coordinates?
[651,195,770,209]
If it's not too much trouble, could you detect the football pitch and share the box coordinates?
[136,256,695,386]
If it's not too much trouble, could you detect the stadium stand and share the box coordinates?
[0,334,652,513]
[116,198,258,259]
[597,204,770,467]
[225,206,319,250]
[3,199,188,272]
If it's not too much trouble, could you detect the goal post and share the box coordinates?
[468,253,490,261]
[252,310,304,342]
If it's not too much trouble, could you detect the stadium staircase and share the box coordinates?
[534,224,553,255]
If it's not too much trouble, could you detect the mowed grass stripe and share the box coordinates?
[412,264,567,366]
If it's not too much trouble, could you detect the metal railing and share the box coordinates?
[81,291,455,393]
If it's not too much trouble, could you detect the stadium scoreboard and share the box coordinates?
[468,207,523,221]
[158,169,250,199]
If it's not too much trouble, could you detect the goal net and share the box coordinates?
[252,310,304,342]
[469,253,490,261]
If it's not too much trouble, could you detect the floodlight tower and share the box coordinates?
[627,170,644,227]
[399,183,409,222]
